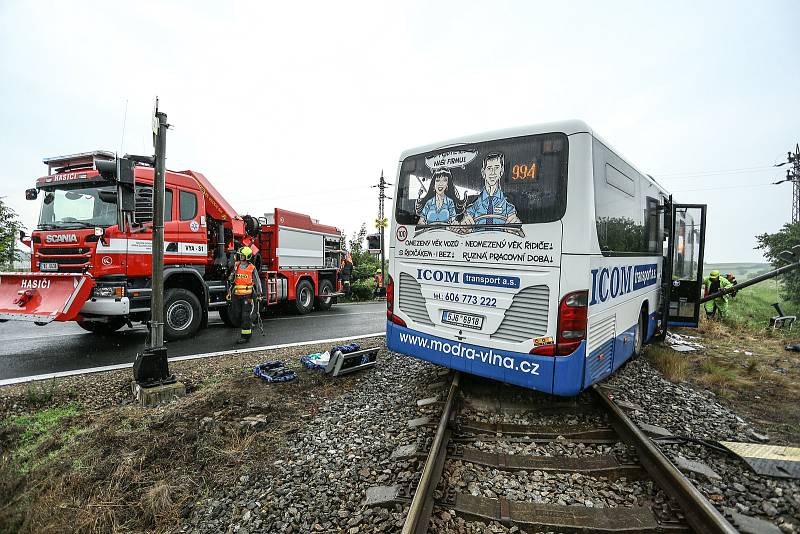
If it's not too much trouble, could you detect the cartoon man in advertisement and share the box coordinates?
[461,152,521,229]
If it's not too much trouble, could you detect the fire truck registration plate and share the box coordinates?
[441,310,484,330]
[39,262,58,272]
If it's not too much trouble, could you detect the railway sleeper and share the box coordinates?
[446,445,647,481]
[364,485,690,534]
[457,419,618,440]
[395,440,645,481]
[450,493,691,534]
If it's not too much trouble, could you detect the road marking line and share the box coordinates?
[0,307,382,339]
[0,332,387,387]
[0,332,91,341]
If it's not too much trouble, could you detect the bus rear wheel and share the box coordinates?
[633,309,646,358]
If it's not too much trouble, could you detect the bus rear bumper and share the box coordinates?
[386,322,587,396]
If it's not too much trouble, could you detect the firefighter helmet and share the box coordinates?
[239,246,253,260]
[709,270,720,278]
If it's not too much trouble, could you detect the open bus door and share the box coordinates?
[662,201,707,328]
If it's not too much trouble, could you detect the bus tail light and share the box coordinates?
[386,275,406,327]
[530,290,587,357]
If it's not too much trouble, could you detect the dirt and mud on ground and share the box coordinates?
[0,337,383,534]
[649,318,800,444]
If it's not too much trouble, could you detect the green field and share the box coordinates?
[715,278,799,336]
[704,262,771,280]
[699,262,800,334]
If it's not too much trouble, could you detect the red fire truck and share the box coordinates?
[0,151,344,340]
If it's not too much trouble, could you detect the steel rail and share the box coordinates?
[592,385,738,534]
[402,372,460,534]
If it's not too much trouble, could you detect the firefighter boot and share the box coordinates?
[237,331,252,344]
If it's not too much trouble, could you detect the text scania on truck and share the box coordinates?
[387,120,708,396]
[0,150,345,340]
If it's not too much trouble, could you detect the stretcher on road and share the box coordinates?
[0,272,95,324]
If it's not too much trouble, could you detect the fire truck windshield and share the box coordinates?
[38,184,117,229]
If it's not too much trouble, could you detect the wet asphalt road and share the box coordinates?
[0,301,386,380]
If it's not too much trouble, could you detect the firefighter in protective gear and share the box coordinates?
[340,253,354,296]
[703,270,733,319]
[374,268,383,297]
[228,246,263,344]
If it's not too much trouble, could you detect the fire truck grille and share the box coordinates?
[45,257,89,265]
[54,266,86,273]
[37,247,92,272]
[38,247,90,255]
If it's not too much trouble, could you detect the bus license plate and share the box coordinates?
[39,262,58,272]
[441,310,484,330]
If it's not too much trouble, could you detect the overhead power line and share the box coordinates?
[672,182,777,193]
[655,166,777,180]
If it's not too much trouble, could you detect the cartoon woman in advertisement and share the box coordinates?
[415,169,464,226]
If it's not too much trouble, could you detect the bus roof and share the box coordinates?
[398,119,593,161]
[398,119,669,196]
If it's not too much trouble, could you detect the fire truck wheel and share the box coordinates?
[164,288,202,340]
[294,280,314,315]
[218,304,240,327]
[77,318,126,335]
[315,279,334,311]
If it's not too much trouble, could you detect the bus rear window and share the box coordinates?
[395,133,568,229]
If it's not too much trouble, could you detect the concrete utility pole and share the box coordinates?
[150,104,168,350]
[132,100,185,405]
[372,170,391,293]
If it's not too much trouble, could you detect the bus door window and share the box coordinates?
[667,205,707,327]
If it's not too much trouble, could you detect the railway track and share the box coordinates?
[367,371,740,534]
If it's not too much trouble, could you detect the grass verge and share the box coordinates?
[0,361,360,534]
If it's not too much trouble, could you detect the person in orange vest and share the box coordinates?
[340,253,354,296]
[374,268,383,296]
[228,246,263,344]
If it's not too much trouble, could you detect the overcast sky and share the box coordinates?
[1,1,797,263]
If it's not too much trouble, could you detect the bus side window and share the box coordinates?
[593,138,647,255]
[644,196,662,254]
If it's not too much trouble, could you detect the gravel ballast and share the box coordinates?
[4,336,798,534]
[606,354,800,533]
[180,343,446,533]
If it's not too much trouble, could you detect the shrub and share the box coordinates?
[350,279,376,301]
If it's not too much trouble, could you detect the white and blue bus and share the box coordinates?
[387,120,706,396]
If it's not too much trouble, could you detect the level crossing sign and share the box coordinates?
[375,217,388,229]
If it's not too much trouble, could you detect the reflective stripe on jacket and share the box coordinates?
[234,262,256,295]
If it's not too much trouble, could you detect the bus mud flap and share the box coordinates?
[0,272,95,324]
